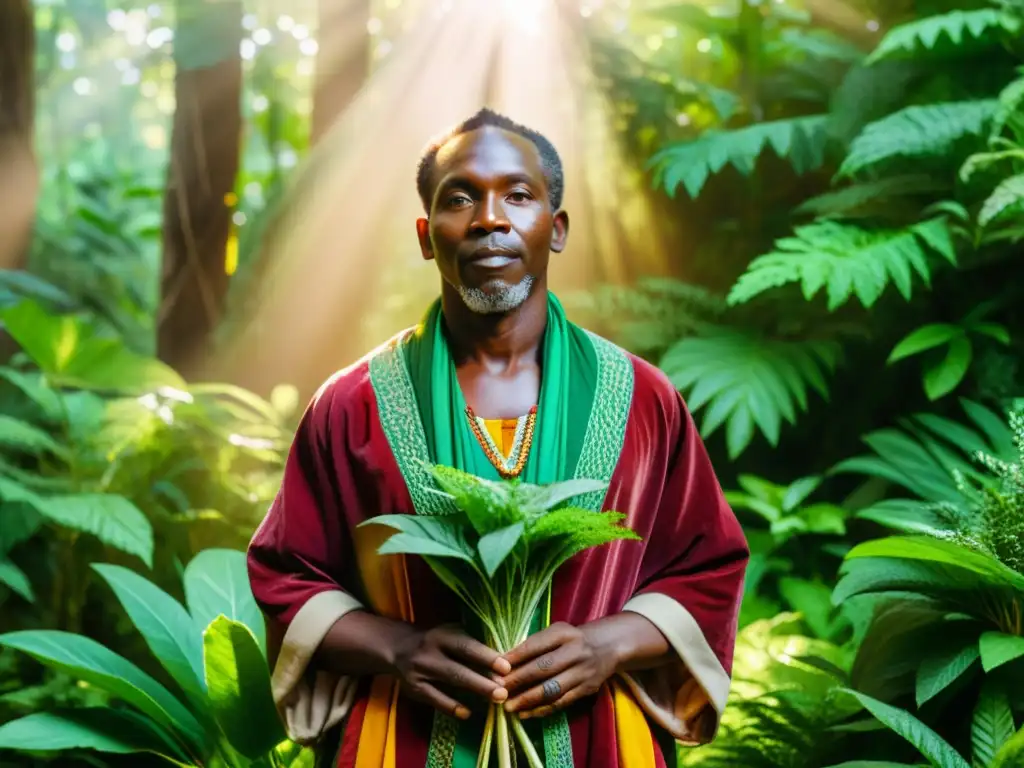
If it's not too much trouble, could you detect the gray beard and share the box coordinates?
[456,275,535,315]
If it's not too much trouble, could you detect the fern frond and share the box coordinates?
[979,173,1024,226]
[867,9,1020,65]
[660,329,840,458]
[727,218,956,311]
[649,115,830,198]
[839,100,998,178]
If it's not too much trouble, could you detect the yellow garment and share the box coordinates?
[350,417,657,768]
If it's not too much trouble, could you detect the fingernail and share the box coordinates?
[496,659,511,674]
[519,711,531,720]
[454,706,470,720]
[492,688,508,703]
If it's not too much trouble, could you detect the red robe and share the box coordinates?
[248,335,748,767]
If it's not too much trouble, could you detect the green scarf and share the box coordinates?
[402,292,597,767]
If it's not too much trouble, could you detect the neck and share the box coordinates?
[440,280,548,368]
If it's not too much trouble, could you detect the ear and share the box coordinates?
[550,210,569,253]
[416,218,434,261]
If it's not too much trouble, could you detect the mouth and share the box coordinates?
[466,248,519,269]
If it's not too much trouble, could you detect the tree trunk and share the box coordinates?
[0,0,37,272]
[157,1,243,377]
[310,0,371,143]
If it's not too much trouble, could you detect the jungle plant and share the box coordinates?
[363,466,639,768]
[0,549,310,768]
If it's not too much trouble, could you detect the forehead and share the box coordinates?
[433,126,546,185]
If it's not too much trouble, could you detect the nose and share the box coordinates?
[469,191,511,235]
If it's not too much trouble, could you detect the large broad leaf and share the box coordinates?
[0,558,34,602]
[855,499,950,536]
[888,325,962,363]
[0,368,63,421]
[378,532,478,563]
[973,683,1015,768]
[0,300,185,393]
[838,100,998,179]
[93,564,207,712]
[203,616,284,759]
[915,627,981,706]
[513,478,609,514]
[649,115,830,198]
[0,631,208,753]
[660,329,839,458]
[979,632,1024,672]
[37,493,154,568]
[728,219,954,311]
[477,522,525,578]
[843,689,971,768]
[845,537,1024,589]
[0,708,185,760]
[866,9,1020,64]
[184,549,265,653]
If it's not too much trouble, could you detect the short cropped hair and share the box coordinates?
[415,108,564,213]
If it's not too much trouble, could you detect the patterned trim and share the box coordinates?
[368,332,455,517]
[572,331,635,508]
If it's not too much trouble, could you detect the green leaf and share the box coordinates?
[979,632,1024,672]
[728,219,950,310]
[801,504,847,535]
[0,300,186,393]
[973,683,1015,767]
[888,325,962,364]
[649,115,830,198]
[378,532,477,562]
[781,476,823,512]
[843,688,971,768]
[855,499,951,536]
[845,537,1024,588]
[978,173,1024,227]
[35,493,154,568]
[972,323,1011,345]
[0,630,208,753]
[992,727,1024,768]
[203,616,285,758]
[915,632,980,706]
[184,549,265,652]
[0,368,63,421]
[839,101,998,179]
[92,564,207,712]
[778,578,836,639]
[661,330,837,458]
[0,414,67,458]
[0,708,183,759]
[924,335,972,400]
[477,522,525,578]
[866,9,1020,64]
[0,558,34,602]
[513,478,608,513]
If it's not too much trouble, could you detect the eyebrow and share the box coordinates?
[438,172,539,192]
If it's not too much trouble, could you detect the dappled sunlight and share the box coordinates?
[216,0,684,397]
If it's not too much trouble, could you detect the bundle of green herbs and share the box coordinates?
[361,464,641,768]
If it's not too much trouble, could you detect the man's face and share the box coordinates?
[417,126,568,314]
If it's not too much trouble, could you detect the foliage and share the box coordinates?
[364,466,639,768]
[0,550,309,767]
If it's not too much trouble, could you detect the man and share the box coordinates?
[248,109,748,768]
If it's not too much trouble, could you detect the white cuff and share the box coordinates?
[271,590,364,745]
[621,592,732,745]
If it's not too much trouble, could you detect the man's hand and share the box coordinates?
[500,622,618,720]
[391,625,512,720]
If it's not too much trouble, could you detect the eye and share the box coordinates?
[508,190,532,203]
[446,193,472,208]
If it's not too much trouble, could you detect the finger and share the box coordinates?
[518,682,589,720]
[439,630,511,676]
[505,666,587,714]
[428,658,509,703]
[414,682,473,720]
[502,644,578,694]
[503,623,574,668]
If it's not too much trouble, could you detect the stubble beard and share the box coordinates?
[456,274,535,315]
